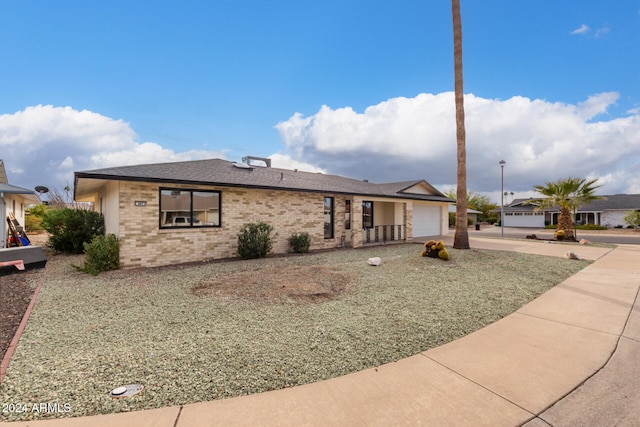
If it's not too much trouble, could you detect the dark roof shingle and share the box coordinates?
[75,159,453,202]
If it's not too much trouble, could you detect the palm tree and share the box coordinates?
[529,177,603,240]
[452,0,469,249]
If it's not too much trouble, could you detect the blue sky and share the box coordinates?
[1,1,639,202]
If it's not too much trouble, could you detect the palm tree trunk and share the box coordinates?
[558,207,574,240]
[452,0,469,249]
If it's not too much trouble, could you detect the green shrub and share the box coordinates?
[237,222,276,259]
[80,234,120,275]
[25,203,49,233]
[42,208,105,254]
[288,232,311,253]
[623,210,640,229]
[25,214,44,233]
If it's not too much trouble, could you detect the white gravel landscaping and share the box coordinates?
[0,243,589,421]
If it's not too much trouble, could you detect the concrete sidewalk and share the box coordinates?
[2,239,638,426]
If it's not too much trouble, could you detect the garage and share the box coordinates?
[503,212,545,227]
[412,204,442,237]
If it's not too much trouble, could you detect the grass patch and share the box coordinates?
[0,244,589,420]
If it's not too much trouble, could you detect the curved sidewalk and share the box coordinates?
[2,239,638,426]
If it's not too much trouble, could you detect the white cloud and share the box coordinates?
[576,92,618,120]
[570,23,610,39]
[571,24,590,35]
[0,105,226,192]
[276,92,640,199]
[268,153,326,173]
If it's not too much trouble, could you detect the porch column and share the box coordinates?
[351,197,363,248]
[404,202,413,242]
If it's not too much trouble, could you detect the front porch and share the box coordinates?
[363,224,406,244]
[546,211,603,226]
[348,197,411,248]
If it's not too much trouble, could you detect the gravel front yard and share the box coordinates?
[0,243,589,421]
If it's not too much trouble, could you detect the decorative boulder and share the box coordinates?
[367,257,382,266]
[564,251,581,260]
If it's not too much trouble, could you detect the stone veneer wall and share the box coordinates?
[118,181,349,268]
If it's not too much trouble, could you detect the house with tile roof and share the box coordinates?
[74,157,454,268]
[499,195,640,228]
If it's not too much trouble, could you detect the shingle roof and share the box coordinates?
[74,158,453,202]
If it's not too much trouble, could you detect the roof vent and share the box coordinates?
[363,179,369,182]
[242,156,271,167]
[232,162,252,170]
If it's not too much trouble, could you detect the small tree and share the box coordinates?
[25,203,49,232]
[237,222,276,259]
[445,190,498,223]
[623,210,640,229]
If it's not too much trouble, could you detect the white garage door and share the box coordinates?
[503,213,545,227]
[413,204,441,237]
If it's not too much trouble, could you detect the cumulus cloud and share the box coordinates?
[0,105,225,193]
[275,92,640,198]
[268,153,326,173]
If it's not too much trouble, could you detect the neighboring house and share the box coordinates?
[448,205,483,225]
[498,195,640,228]
[0,160,40,248]
[74,157,453,269]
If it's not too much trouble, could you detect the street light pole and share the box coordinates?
[499,160,505,238]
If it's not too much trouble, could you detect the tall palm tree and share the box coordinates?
[452,0,469,249]
[529,177,603,240]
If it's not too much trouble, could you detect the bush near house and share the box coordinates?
[41,207,105,254]
[288,232,311,253]
[624,210,640,229]
[79,234,120,275]
[237,221,277,259]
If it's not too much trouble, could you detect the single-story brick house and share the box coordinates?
[74,157,453,268]
[498,195,640,228]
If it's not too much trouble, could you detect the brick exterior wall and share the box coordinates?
[117,181,351,268]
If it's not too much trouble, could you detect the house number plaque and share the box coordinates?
[134,201,147,207]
